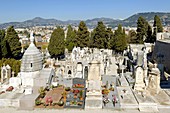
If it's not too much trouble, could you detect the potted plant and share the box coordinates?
[65,87,70,91]
[38,87,45,98]
[74,100,77,105]
[35,99,41,106]
[79,90,83,100]
[57,100,64,106]
[74,93,77,99]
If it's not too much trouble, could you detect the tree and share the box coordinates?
[106,28,114,49]
[153,15,163,32]
[136,16,147,44]
[5,26,21,59]
[114,24,127,52]
[1,39,10,58]
[127,30,137,44]
[76,21,90,48]
[0,30,6,59]
[92,21,107,49]
[48,26,65,58]
[145,24,153,43]
[153,15,163,42]
[66,25,76,52]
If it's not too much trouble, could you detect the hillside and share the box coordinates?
[0,12,170,29]
[123,12,170,26]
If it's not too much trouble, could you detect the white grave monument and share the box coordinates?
[85,60,102,109]
[134,66,145,91]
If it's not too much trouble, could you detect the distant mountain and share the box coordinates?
[85,17,121,28]
[0,12,170,29]
[123,12,170,27]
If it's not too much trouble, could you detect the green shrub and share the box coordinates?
[35,100,41,106]
[65,87,70,91]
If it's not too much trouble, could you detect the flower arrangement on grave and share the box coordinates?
[103,96,110,105]
[102,88,110,95]
[73,89,80,94]
[73,84,84,88]
[45,96,53,106]
[74,100,77,105]
[109,87,114,91]
[74,93,77,99]
[79,90,83,100]
[62,91,67,100]
[6,86,14,91]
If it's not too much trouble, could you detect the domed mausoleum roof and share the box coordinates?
[21,32,43,72]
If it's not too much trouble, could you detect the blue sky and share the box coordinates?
[0,0,170,23]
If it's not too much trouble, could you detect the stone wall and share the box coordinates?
[152,40,170,74]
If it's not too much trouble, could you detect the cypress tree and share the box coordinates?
[0,30,6,59]
[5,26,21,59]
[48,26,65,58]
[153,15,163,42]
[76,21,90,48]
[92,21,107,49]
[114,24,127,52]
[106,28,114,49]
[1,39,10,58]
[153,15,163,32]
[136,16,147,44]
[145,24,153,43]
[127,30,137,44]
[66,25,76,52]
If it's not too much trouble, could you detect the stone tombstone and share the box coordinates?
[24,87,33,95]
[88,80,101,91]
[6,64,11,78]
[147,64,161,94]
[71,47,77,61]
[75,62,83,78]
[9,77,21,87]
[77,62,83,72]
[100,62,105,75]
[50,58,55,67]
[143,49,147,68]
[137,51,144,67]
[134,66,145,91]
[88,60,101,81]
[107,57,118,76]
[1,64,11,83]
